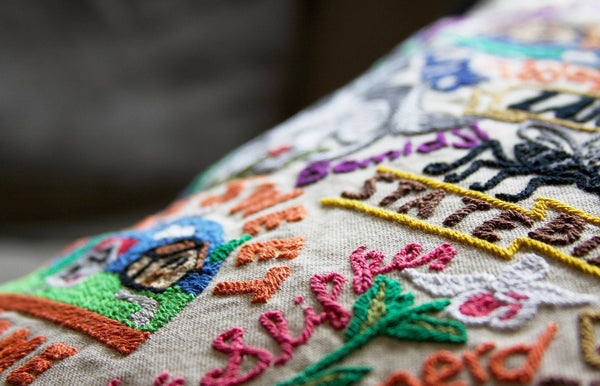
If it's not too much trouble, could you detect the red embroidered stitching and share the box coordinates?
[350,243,455,294]
[236,237,304,266]
[200,328,272,386]
[6,343,77,386]
[243,206,307,236]
[213,267,292,303]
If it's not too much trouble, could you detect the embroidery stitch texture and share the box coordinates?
[404,254,595,328]
[322,166,600,280]
[278,275,467,385]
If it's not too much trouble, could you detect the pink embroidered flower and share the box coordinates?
[404,254,597,329]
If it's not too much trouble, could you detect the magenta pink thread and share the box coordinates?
[107,380,121,386]
[470,122,490,141]
[451,128,478,148]
[350,243,456,294]
[201,328,272,386]
[259,308,322,365]
[155,371,185,386]
[294,296,305,305]
[459,292,529,321]
[309,273,351,330]
[259,273,350,366]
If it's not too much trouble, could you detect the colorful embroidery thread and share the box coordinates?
[213,267,292,303]
[349,243,455,294]
[278,275,467,385]
[322,166,600,280]
[404,254,595,329]
[6,343,77,386]
[236,237,304,266]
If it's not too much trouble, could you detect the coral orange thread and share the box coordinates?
[6,343,77,386]
[0,328,45,373]
[462,342,495,384]
[421,350,465,386]
[213,267,291,303]
[488,322,558,383]
[0,294,149,355]
[236,236,304,266]
[201,328,272,386]
[201,179,246,207]
[243,206,307,236]
[230,183,304,217]
[350,243,455,294]
[380,371,422,386]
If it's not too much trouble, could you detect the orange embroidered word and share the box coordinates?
[323,167,600,280]
[243,206,307,236]
[236,236,305,266]
[7,343,77,386]
[0,322,46,374]
[213,267,292,303]
[498,59,600,91]
[201,179,246,207]
[380,323,557,386]
[230,183,304,217]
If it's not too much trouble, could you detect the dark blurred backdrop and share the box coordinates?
[0,0,472,245]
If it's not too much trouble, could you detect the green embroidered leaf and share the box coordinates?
[277,366,371,386]
[386,312,467,343]
[345,275,413,341]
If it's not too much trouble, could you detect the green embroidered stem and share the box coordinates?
[207,234,252,265]
[278,275,467,386]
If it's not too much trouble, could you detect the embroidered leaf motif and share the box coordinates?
[286,367,371,386]
[345,276,466,343]
[278,276,466,386]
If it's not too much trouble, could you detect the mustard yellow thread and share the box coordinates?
[376,166,600,225]
[464,86,600,133]
[321,197,600,280]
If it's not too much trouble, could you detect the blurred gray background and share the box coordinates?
[0,0,470,281]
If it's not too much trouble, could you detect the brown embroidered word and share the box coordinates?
[380,322,557,385]
[323,167,600,280]
[243,206,307,236]
[236,237,305,266]
[213,266,292,303]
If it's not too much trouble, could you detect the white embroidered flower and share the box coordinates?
[404,253,597,329]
